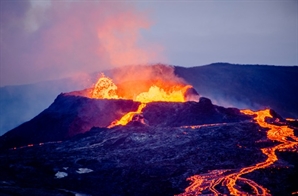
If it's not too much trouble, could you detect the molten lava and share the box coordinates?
[135,85,191,103]
[91,74,119,99]
[108,103,146,127]
[179,109,298,196]
[91,74,193,126]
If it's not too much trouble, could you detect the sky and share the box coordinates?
[1,0,297,86]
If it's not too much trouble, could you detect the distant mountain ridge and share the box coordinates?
[175,63,298,118]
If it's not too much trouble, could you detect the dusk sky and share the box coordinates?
[1,0,297,86]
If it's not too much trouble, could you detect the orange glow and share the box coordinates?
[135,85,191,103]
[179,109,298,196]
[109,103,146,127]
[286,118,297,122]
[10,141,62,150]
[91,74,119,99]
[91,74,193,126]
[91,73,191,102]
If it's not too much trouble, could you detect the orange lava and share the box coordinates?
[91,74,119,99]
[10,141,62,150]
[108,103,146,127]
[286,118,297,122]
[179,109,298,196]
[92,74,192,126]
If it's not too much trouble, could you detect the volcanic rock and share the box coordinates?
[0,121,297,195]
[142,97,249,127]
[0,94,140,150]
[0,123,265,195]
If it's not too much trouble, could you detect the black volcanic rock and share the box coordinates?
[0,121,296,195]
[0,95,251,150]
[0,122,268,196]
[0,94,140,150]
[143,97,250,127]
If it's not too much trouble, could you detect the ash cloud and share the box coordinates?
[0,0,164,86]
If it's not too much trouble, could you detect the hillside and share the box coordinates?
[175,63,298,118]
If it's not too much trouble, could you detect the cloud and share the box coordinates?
[0,0,164,86]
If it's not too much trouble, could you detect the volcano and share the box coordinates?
[0,70,297,195]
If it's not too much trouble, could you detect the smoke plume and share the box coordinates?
[1,0,164,86]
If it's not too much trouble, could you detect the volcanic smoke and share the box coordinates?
[1,0,164,86]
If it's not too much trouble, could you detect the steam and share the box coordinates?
[1,0,164,86]
[211,96,262,110]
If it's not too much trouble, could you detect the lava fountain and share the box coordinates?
[179,109,298,196]
[91,73,197,127]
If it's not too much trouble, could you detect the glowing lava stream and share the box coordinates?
[110,86,188,127]
[179,109,298,196]
[108,103,146,127]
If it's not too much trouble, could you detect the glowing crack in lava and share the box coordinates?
[179,109,298,196]
[91,74,194,127]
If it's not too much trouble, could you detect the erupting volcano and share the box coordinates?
[0,65,297,196]
[90,74,196,127]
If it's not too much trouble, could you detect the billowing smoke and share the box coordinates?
[1,0,164,86]
[0,0,164,135]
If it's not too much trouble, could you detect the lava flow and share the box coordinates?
[91,74,194,127]
[179,109,298,196]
